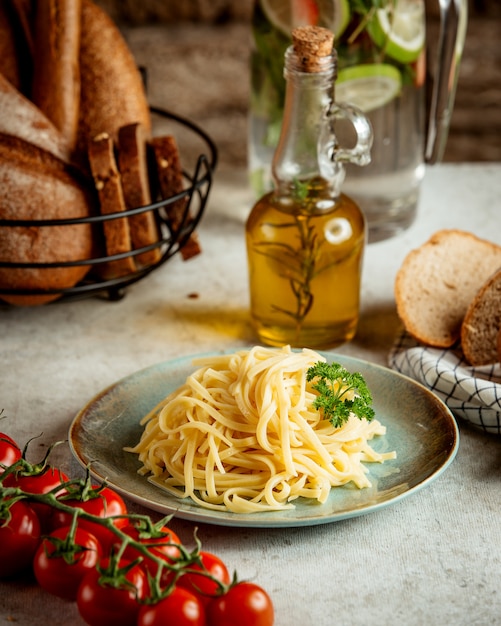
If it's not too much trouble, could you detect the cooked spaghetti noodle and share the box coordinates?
[126,345,395,513]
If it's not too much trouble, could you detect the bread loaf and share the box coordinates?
[31,0,82,153]
[0,5,22,89]
[395,230,501,348]
[118,123,161,267]
[461,268,501,365]
[87,132,136,279]
[0,72,71,161]
[150,135,201,260]
[0,133,94,306]
[77,0,151,160]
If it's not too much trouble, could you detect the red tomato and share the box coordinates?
[138,587,206,626]
[52,486,128,553]
[33,525,102,601]
[207,582,274,626]
[115,522,181,577]
[0,500,41,578]
[0,433,21,472]
[177,551,231,606]
[3,466,69,532]
[77,558,148,626]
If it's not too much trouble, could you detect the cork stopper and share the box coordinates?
[291,26,334,73]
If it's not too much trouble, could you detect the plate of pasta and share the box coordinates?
[69,346,459,528]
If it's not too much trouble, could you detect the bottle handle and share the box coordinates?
[327,103,373,166]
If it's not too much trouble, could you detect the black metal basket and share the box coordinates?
[0,107,217,304]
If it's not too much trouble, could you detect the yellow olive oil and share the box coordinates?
[246,182,366,348]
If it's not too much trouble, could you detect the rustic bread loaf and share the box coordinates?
[0,133,94,306]
[77,0,151,161]
[118,123,161,267]
[150,135,201,260]
[31,0,82,153]
[461,268,501,365]
[0,5,22,89]
[0,72,71,161]
[395,230,501,348]
[87,132,137,279]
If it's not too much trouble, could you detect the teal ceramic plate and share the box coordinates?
[69,352,459,528]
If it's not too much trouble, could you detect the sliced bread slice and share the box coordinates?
[87,132,136,279]
[394,230,501,348]
[117,122,161,267]
[149,135,201,261]
[461,268,501,365]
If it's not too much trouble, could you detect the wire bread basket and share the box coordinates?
[0,107,217,304]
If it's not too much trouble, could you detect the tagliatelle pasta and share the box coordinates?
[125,345,396,513]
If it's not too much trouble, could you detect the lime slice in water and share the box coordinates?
[336,64,402,113]
[260,0,350,38]
[367,0,425,64]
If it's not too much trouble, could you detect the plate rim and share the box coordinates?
[68,350,460,528]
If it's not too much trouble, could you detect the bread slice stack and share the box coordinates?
[0,0,203,305]
[395,230,501,366]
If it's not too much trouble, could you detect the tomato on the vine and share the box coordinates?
[77,558,148,626]
[206,582,274,626]
[137,586,206,626]
[52,485,128,552]
[0,500,41,578]
[3,465,69,532]
[177,551,231,606]
[115,522,181,577]
[33,525,102,601]
[0,433,21,472]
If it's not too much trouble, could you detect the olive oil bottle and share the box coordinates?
[246,26,373,349]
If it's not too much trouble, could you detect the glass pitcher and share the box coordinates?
[249,0,468,242]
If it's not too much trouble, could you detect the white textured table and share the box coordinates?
[1,163,500,626]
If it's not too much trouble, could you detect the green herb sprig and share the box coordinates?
[306,361,375,428]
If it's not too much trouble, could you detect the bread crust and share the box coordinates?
[0,72,72,161]
[395,229,501,348]
[0,5,22,89]
[31,0,82,153]
[150,135,201,261]
[77,0,151,161]
[0,134,94,305]
[118,123,161,267]
[88,132,136,279]
[461,268,501,365]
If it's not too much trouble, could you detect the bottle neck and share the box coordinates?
[271,47,343,200]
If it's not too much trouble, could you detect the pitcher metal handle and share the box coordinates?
[425,0,468,164]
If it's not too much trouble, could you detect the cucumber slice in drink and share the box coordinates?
[335,64,402,113]
[367,0,425,64]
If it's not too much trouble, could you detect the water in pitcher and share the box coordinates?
[249,0,427,242]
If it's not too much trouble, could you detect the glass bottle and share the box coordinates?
[245,25,373,349]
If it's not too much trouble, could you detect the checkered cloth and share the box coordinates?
[389,329,501,435]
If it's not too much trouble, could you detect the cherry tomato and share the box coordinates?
[3,466,69,532]
[0,433,21,472]
[77,558,148,626]
[0,500,41,578]
[137,586,206,626]
[177,551,231,606]
[33,525,102,601]
[115,522,181,577]
[207,582,274,626]
[52,485,128,553]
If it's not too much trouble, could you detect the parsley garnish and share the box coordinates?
[306,361,375,428]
